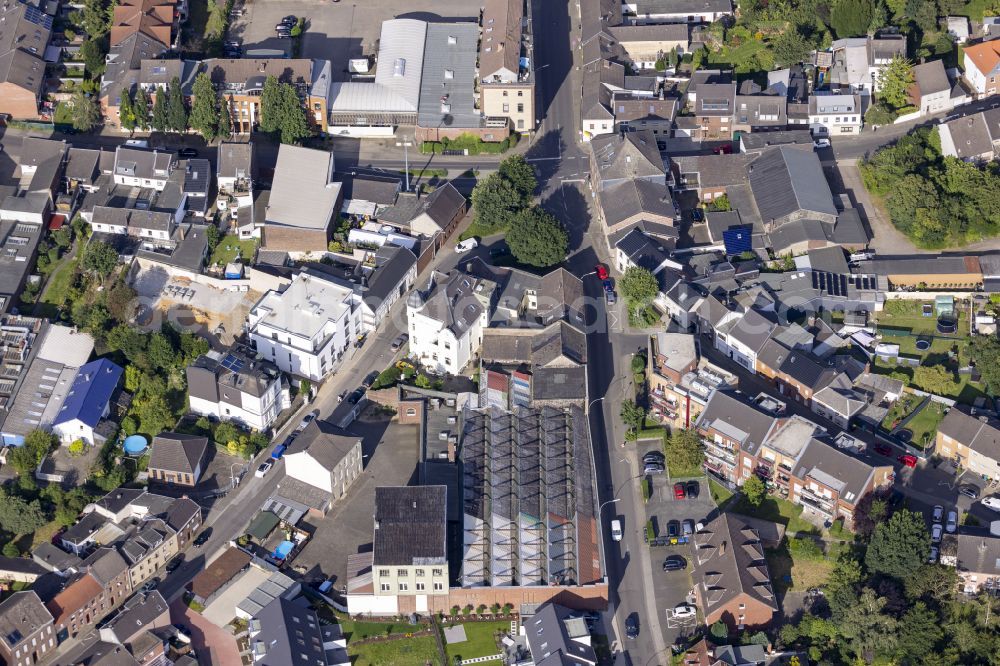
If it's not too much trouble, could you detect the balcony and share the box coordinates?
[798,494,834,517]
[703,441,737,466]
[799,487,836,513]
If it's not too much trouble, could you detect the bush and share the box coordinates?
[420,132,517,155]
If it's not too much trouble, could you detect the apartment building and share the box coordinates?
[247,269,364,381]
[479,0,535,133]
[808,94,862,136]
[262,144,341,253]
[46,548,131,642]
[647,332,734,429]
[112,146,175,190]
[370,486,450,610]
[186,347,286,432]
[696,391,777,485]
[281,421,363,515]
[406,269,497,374]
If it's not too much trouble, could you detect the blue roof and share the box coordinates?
[723,226,753,255]
[53,359,123,428]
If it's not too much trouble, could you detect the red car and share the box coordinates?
[874,444,892,457]
[712,143,733,155]
[898,454,918,468]
[595,264,609,280]
[673,483,686,500]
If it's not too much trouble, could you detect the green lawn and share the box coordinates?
[876,300,970,338]
[334,613,419,641]
[459,221,504,241]
[443,621,508,663]
[901,400,947,450]
[209,235,257,268]
[35,251,79,317]
[708,477,734,508]
[765,541,834,595]
[707,39,768,70]
[728,495,819,535]
[348,635,442,666]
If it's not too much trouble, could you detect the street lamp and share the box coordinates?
[588,396,605,413]
[395,139,413,192]
[230,462,244,489]
[598,497,621,514]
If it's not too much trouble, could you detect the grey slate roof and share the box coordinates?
[148,432,209,476]
[285,420,360,472]
[631,0,732,16]
[0,556,47,578]
[410,270,488,337]
[524,603,598,666]
[696,391,776,455]
[0,592,51,652]
[749,146,837,223]
[32,543,82,573]
[692,514,777,620]
[113,146,173,181]
[912,59,950,96]
[373,485,448,566]
[946,533,1000,576]
[80,547,128,587]
[590,129,665,185]
[250,596,327,666]
[793,438,878,501]
[937,408,1000,462]
[217,142,253,181]
[598,177,676,227]
[340,173,400,206]
[615,227,673,273]
[417,23,481,128]
[756,339,835,391]
[739,129,813,152]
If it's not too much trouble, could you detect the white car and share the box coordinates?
[981,496,1000,513]
[931,523,943,543]
[455,238,478,253]
[813,138,831,149]
[255,461,273,478]
[946,510,958,533]
[671,604,697,619]
[932,505,944,522]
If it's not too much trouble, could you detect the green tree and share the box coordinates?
[665,429,704,474]
[152,88,169,132]
[865,509,931,579]
[619,266,659,304]
[106,282,137,322]
[71,90,100,132]
[189,73,219,142]
[507,206,568,267]
[79,36,108,77]
[620,400,646,434]
[470,173,524,232]
[82,240,118,281]
[214,422,239,447]
[864,103,896,126]
[972,336,1000,396]
[0,493,48,536]
[131,376,175,435]
[106,325,147,364]
[81,0,112,35]
[772,28,812,67]
[877,56,915,110]
[2,542,19,557]
[124,365,142,393]
[119,88,137,132]
[742,474,766,507]
[133,87,150,130]
[277,83,310,144]
[166,77,188,132]
[912,364,959,395]
[300,379,312,398]
[897,600,944,662]
[218,95,233,140]
[146,332,177,371]
[497,154,537,200]
[259,76,282,134]
[838,587,898,662]
[830,0,875,37]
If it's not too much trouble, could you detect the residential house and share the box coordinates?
[356,244,418,332]
[50,358,123,446]
[754,339,837,404]
[810,375,868,429]
[670,153,751,202]
[377,182,467,243]
[520,602,598,666]
[32,542,83,574]
[691,514,777,631]
[487,262,586,327]
[406,269,497,374]
[589,131,667,227]
[147,432,209,486]
[279,421,363,516]
[909,59,960,115]
[614,97,677,135]
[97,590,170,647]
[64,148,106,195]
[808,93,862,136]
[731,94,787,134]
[614,227,679,275]
[248,596,344,666]
[647,332,735,429]
[581,58,622,139]
[935,407,1000,481]
[182,158,211,217]
[607,23,688,69]
[263,145,341,253]
[940,533,1000,595]
[110,0,177,49]
[622,0,733,24]
[186,347,286,432]
[46,548,131,642]
[0,591,55,666]
[713,307,776,373]
[340,173,401,218]
[693,82,737,140]
[217,142,254,217]
[938,107,1000,161]
[0,0,54,120]
[827,34,905,95]
[478,0,536,133]
[112,147,175,191]
[246,269,365,381]
[963,39,1000,96]
[0,217,45,312]
[99,36,173,124]
[599,178,678,237]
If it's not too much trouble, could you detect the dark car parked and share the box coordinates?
[662,555,686,572]
[686,480,700,498]
[666,520,680,538]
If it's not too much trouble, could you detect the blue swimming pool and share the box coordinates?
[123,435,148,455]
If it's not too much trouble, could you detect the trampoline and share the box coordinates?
[915,339,931,351]
[937,317,958,334]
[273,540,294,560]
[123,435,148,455]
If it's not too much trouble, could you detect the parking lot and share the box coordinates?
[636,439,718,645]
[229,0,478,80]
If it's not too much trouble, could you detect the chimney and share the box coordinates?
[719,540,726,556]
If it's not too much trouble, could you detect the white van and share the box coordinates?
[456,238,478,253]
[610,519,623,541]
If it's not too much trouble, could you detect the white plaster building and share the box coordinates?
[186,349,287,432]
[808,94,862,136]
[247,270,365,381]
[406,270,497,375]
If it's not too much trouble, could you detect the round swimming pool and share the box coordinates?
[123,435,148,455]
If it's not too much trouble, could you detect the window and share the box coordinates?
[380,583,390,591]
[406,408,417,416]
[518,90,523,97]
[433,582,444,591]
[379,569,390,576]
[415,582,425,591]
[503,90,508,96]
[503,103,510,113]
[433,569,443,576]
[517,103,523,113]
[415,569,425,576]
[397,569,408,577]
[398,582,408,591]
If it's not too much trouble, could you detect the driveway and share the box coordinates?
[170,597,243,666]
[201,566,271,627]
[832,161,928,255]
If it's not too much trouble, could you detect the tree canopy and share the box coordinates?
[166,77,188,133]
[830,0,875,37]
[189,73,219,141]
[71,91,100,132]
[506,206,568,267]
[664,429,703,474]
[470,173,524,233]
[877,56,915,110]
[620,266,659,304]
[497,154,537,200]
[742,475,766,506]
[82,240,118,280]
[0,492,48,536]
[865,508,930,579]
